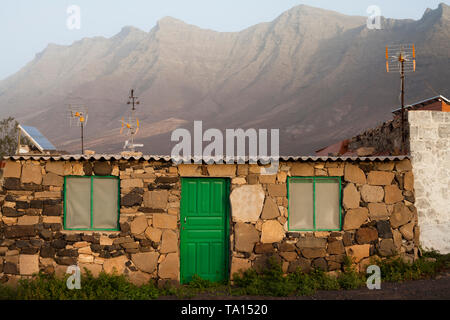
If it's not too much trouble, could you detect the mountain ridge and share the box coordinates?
[0,3,448,155]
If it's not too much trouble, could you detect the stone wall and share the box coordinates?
[409,111,450,254]
[0,159,180,286]
[0,158,419,285]
[227,160,419,276]
[348,115,407,155]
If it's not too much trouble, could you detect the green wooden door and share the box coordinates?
[180,178,230,284]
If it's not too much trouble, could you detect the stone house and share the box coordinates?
[0,155,419,285]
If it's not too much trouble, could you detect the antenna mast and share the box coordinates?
[68,105,88,154]
[386,44,416,154]
[121,89,143,153]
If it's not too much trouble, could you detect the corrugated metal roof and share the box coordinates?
[391,95,450,113]
[2,154,410,162]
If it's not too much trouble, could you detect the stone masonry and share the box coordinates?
[0,157,419,285]
[348,114,408,155]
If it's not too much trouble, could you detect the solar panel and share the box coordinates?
[20,125,56,151]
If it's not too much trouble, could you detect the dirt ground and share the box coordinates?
[160,272,450,300]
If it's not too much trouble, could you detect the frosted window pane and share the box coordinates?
[65,177,91,229]
[315,179,340,230]
[289,179,314,230]
[92,178,118,229]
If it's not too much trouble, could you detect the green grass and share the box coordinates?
[1,251,448,299]
[231,257,362,296]
[0,270,159,300]
[377,250,450,282]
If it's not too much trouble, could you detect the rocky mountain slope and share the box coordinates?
[0,3,449,155]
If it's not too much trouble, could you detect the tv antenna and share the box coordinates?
[68,105,88,154]
[386,44,416,154]
[121,89,143,152]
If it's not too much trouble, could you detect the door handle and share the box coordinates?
[184,217,187,223]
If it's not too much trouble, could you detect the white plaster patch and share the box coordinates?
[230,185,265,223]
[409,111,450,253]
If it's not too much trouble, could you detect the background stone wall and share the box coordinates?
[0,158,419,286]
[348,115,407,155]
[409,111,450,254]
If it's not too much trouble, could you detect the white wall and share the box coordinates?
[408,111,450,254]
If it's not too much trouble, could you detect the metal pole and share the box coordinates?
[17,128,21,155]
[401,58,405,154]
[81,121,84,154]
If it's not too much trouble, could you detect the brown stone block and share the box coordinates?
[207,164,236,177]
[46,162,71,176]
[342,183,360,209]
[296,237,327,249]
[377,239,397,257]
[399,221,415,241]
[395,159,412,172]
[260,220,285,243]
[160,229,178,254]
[153,214,177,229]
[104,255,129,274]
[355,227,378,244]
[237,164,248,176]
[280,251,298,262]
[368,203,389,220]
[42,173,64,187]
[230,257,251,277]
[328,167,344,176]
[404,171,414,191]
[345,244,370,262]
[343,207,368,231]
[384,185,403,204]
[259,174,277,184]
[254,243,275,254]
[290,163,314,176]
[93,162,112,176]
[374,162,395,171]
[327,240,345,254]
[279,242,296,252]
[267,184,286,197]
[234,223,259,253]
[158,253,179,280]
[130,216,148,235]
[344,164,366,184]
[367,171,395,186]
[21,163,42,185]
[143,190,169,209]
[301,248,326,259]
[3,161,21,178]
[261,197,280,220]
[360,185,384,202]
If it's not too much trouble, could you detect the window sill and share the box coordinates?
[60,230,121,235]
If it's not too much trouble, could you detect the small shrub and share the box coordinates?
[1,272,159,300]
[378,252,450,283]
[337,257,365,290]
[188,274,217,289]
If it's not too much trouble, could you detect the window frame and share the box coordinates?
[287,176,342,232]
[63,175,120,231]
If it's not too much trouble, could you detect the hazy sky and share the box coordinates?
[0,0,447,80]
